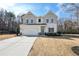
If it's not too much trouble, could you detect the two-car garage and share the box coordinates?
[20,24,45,35]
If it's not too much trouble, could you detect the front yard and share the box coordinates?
[0,34,79,56]
[0,34,16,40]
[28,36,79,56]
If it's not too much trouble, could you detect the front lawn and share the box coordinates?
[28,36,79,56]
[0,34,16,40]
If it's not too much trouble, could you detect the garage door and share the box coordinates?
[20,25,40,35]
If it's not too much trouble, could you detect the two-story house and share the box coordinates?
[20,11,58,35]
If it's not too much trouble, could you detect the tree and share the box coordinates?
[5,11,15,33]
[61,3,79,25]
[57,18,64,33]
[0,8,18,34]
[64,20,73,31]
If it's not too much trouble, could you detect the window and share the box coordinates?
[48,28,54,33]
[51,19,53,23]
[31,19,33,23]
[26,19,28,24]
[46,19,49,23]
[38,19,41,22]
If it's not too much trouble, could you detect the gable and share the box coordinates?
[21,11,57,20]
[44,11,57,18]
[21,11,36,19]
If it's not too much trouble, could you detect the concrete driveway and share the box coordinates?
[0,36,37,56]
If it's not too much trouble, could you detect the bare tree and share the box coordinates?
[0,8,18,34]
[61,3,79,25]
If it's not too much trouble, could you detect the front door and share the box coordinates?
[41,26,45,33]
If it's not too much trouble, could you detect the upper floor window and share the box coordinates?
[51,19,53,23]
[26,19,28,24]
[46,19,49,23]
[38,19,41,22]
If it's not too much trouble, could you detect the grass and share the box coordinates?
[28,36,79,56]
[0,34,16,40]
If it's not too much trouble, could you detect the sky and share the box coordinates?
[0,3,70,19]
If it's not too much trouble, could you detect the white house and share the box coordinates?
[19,11,58,35]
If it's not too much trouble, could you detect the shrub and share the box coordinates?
[38,32,45,35]
[45,32,61,36]
[63,29,79,34]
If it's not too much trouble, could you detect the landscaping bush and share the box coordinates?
[39,32,45,35]
[45,32,61,36]
[63,29,79,34]
[16,25,20,36]
[57,31,62,35]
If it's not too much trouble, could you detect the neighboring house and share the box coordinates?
[19,11,58,35]
[58,18,79,33]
